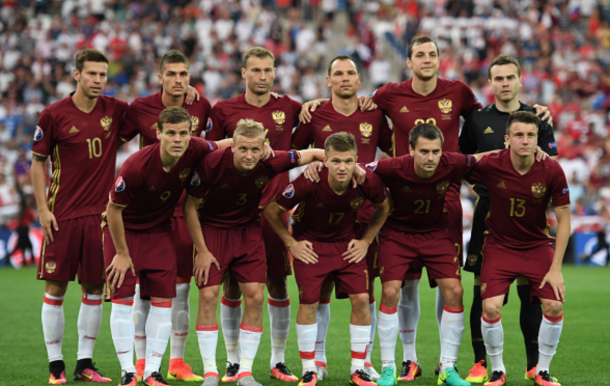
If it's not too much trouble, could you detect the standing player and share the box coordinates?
[291,55,393,381]
[265,132,390,386]
[367,123,494,386]
[183,119,324,386]
[32,49,127,385]
[119,49,212,382]
[465,112,570,386]
[206,47,303,381]
[104,107,218,386]
[458,55,558,383]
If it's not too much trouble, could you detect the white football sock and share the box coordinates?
[315,299,331,365]
[221,295,242,365]
[537,313,563,375]
[42,293,65,362]
[110,300,136,373]
[77,293,103,360]
[436,287,445,363]
[378,304,398,370]
[481,315,505,373]
[238,324,262,375]
[350,324,371,374]
[398,280,419,363]
[440,305,465,372]
[268,296,291,367]
[366,299,377,363]
[297,323,317,375]
[170,283,190,360]
[133,284,150,361]
[144,301,172,379]
[197,325,219,376]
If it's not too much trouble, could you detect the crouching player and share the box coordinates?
[183,119,325,386]
[465,112,570,386]
[264,132,390,386]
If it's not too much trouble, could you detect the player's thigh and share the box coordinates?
[522,244,563,305]
[78,214,105,285]
[103,227,139,299]
[171,216,195,280]
[444,199,463,263]
[334,257,369,301]
[293,241,338,305]
[419,230,461,285]
[260,210,292,278]
[480,242,521,302]
[38,217,87,282]
[200,226,234,289]
[230,226,267,286]
[138,228,177,300]
[378,228,416,283]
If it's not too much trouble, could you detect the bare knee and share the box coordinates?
[81,282,104,295]
[45,280,68,297]
[381,281,401,307]
[541,299,563,317]
[297,303,318,325]
[350,293,371,324]
[482,297,503,320]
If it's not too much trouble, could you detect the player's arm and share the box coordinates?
[299,99,329,123]
[184,196,220,286]
[264,200,319,264]
[343,198,390,263]
[540,205,570,302]
[472,149,502,162]
[31,154,57,243]
[296,149,325,166]
[105,202,135,292]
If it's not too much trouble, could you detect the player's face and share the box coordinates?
[157,121,191,159]
[409,137,442,177]
[73,61,108,99]
[406,42,439,82]
[159,62,190,98]
[505,122,538,158]
[489,64,521,103]
[242,56,275,96]
[324,148,357,184]
[326,59,360,99]
[232,134,264,173]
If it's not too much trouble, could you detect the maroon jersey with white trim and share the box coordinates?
[466,150,570,249]
[31,95,128,221]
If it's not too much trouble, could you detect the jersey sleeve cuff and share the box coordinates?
[31,150,49,158]
[109,200,127,208]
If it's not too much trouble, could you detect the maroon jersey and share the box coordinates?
[274,168,387,242]
[109,137,217,231]
[368,152,475,233]
[31,95,128,221]
[466,150,570,249]
[207,93,301,150]
[119,91,213,217]
[372,78,482,200]
[120,91,213,148]
[188,148,300,229]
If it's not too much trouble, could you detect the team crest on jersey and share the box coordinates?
[115,176,126,192]
[272,111,285,125]
[101,116,112,131]
[438,99,452,114]
[190,116,199,132]
[179,168,192,182]
[206,117,213,132]
[365,161,378,171]
[436,181,450,195]
[360,122,373,138]
[532,183,546,198]
[255,175,269,189]
[34,126,44,141]
[190,172,201,186]
[350,197,364,210]
[45,261,57,274]
[282,183,295,198]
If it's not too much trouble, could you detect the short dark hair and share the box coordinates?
[157,106,192,132]
[409,123,444,149]
[488,55,521,80]
[75,49,108,72]
[506,111,540,135]
[407,36,439,59]
[325,132,357,157]
[327,55,358,76]
[160,50,190,73]
[243,47,275,69]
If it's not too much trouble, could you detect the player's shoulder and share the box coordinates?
[276,94,302,108]
[42,96,72,115]
[372,81,403,96]
[540,155,562,170]
[126,143,157,167]
[189,94,212,110]
[469,103,496,117]
[214,94,241,109]
[437,77,470,91]
[98,95,128,110]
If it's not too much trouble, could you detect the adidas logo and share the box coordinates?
[484,127,494,134]
[322,125,332,132]
[402,186,411,192]
[69,126,79,133]
[147,186,156,191]
[400,106,409,113]
[220,183,230,189]
[315,202,325,209]
[497,181,506,189]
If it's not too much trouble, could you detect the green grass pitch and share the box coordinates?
[0,265,607,386]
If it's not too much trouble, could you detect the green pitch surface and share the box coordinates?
[0,266,607,386]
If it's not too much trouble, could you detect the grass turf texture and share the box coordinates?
[0,265,607,386]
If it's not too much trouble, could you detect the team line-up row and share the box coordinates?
[32,42,567,386]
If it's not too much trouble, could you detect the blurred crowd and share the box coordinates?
[1,0,609,232]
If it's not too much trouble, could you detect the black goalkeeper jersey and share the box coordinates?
[459,102,558,196]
